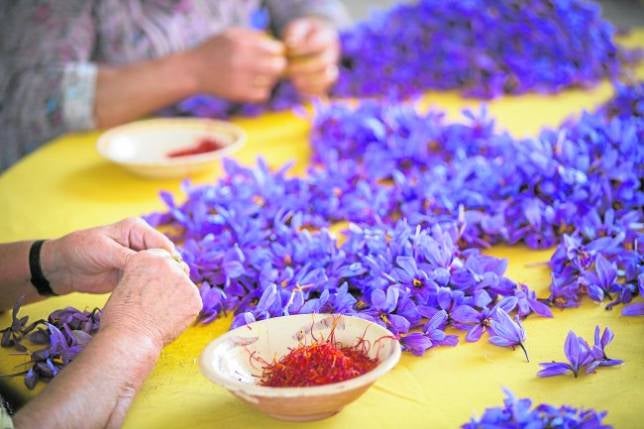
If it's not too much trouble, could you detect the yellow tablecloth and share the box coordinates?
[1,33,643,428]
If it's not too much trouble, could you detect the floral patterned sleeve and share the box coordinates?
[0,1,97,170]
[0,397,13,429]
[265,0,351,35]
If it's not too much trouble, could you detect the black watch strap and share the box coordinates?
[29,240,56,296]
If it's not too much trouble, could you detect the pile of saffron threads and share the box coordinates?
[259,341,378,387]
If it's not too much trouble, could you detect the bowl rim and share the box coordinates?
[199,313,402,398]
[96,117,246,166]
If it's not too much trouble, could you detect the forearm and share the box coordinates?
[14,328,160,429]
[0,242,46,311]
[0,239,78,311]
[95,51,198,128]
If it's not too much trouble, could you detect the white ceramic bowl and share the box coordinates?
[97,118,245,179]
[200,314,401,422]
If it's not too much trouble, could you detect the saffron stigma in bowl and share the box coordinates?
[166,137,224,158]
[258,340,378,387]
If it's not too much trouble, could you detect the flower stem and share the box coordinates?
[519,342,529,362]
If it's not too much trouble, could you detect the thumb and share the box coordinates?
[114,245,137,269]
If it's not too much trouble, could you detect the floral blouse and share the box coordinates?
[0,0,349,171]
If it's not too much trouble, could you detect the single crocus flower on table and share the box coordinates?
[488,308,529,361]
[538,326,622,378]
[462,388,611,429]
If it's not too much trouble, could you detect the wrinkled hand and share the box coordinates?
[41,217,178,295]
[188,27,286,103]
[284,17,340,97]
[101,249,202,348]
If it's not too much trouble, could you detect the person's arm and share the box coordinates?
[13,249,202,429]
[14,327,159,429]
[0,217,178,312]
[0,2,98,168]
[0,1,286,159]
[96,27,286,128]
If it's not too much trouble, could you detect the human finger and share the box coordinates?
[287,48,338,76]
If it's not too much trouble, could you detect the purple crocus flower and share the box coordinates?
[198,283,226,324]
[463,388,610,429]
[423,309,458,347]
[488,308,529,361]
[400,309,457,356]
[581,254,617,302]
[589,326,623,370]
[452,296,518,342]
[538,331,591,377]
[513,284,553,319]
[362,286,411,335]
[538,326,622,378]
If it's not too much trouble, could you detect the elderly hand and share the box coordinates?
[101,249,202,348]
[41,217,179,295]
[188,27,287,103]
[283,17,340,97]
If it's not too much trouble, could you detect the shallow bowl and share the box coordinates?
[199,314,401,422]
[97,118,245,179]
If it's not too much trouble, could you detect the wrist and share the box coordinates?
[97,325,162,368]
[169,49,201,96]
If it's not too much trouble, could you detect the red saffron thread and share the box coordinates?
[166,137,223,158]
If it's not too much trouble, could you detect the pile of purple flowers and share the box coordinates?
[462,389,611,428]
[3,84,642,390]
[538,326,622,378]
[335,0,621,99]
[151,85,641,337]
[169,0,634,119]
[151,188,545,358]
[311,86,643,310]
[153,84,642,348]
[0,303,101,388]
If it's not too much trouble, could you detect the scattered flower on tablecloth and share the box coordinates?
[462,388,611,429]
[538,326,622,378]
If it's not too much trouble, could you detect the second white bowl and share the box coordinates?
[97,118,245,179]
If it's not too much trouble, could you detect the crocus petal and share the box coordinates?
[599,358,623,367]
[528,299,553,318]
[400,332,432,356]
[621,302,644,316]
[452,305,480,324]
[537,362,572,377]
[425,309,448,331]
[488,335,515,348]
[371,288,387,310]
[584,360,601,374]
[497,296,518,313]
[564,331,581,369]
[465,324,485,342]
[600,327,615,348]
[388,314,411,334]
